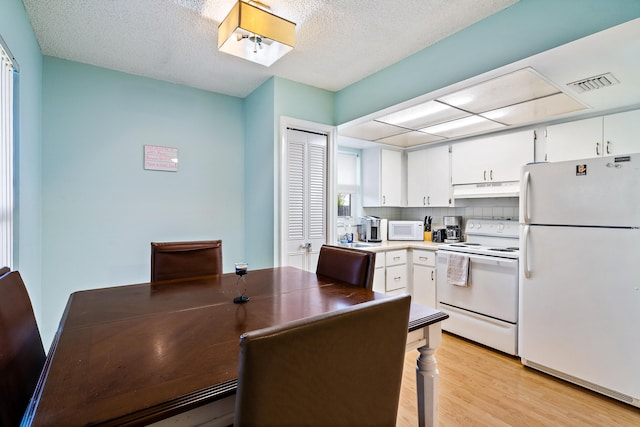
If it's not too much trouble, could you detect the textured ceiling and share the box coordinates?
[21,0,517,98]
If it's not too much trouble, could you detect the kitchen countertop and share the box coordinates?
[338,240,444,252]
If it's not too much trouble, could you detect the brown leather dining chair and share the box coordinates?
[150,240,222,282]
[0,268,46,427]
[234,293,411,427]
[316,244,376,290]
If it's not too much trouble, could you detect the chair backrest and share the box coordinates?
[0,269,46,427]
[150,240,222,282]
[316,244,376,290]
[234,293,411,427]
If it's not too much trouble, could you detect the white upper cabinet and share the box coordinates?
[451,129,534,185]
[546,116,603,162]
[362,148,402,207]
[603,109,640,157]
[546,109,640,162]
[407,144,452,207]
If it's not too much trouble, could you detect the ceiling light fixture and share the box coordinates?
[218,1,296,67]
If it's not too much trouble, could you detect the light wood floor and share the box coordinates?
[396,333,640,426]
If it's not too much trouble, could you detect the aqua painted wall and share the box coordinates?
[243,77,335,269]
[40,57,245,345]
[243,78,275,269]
[335,0,640,124]
[0,0,43,326]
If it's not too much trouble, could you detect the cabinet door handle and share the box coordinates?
[427,196,430,205]
[490,170,493,180]
[393,256,401,261]
[382,195,386,205]
[419,256,428,261]
[606,140,611,154]
[596,142,600,156]
[394,276,402,281]
[423,196,426,206]
[431,270,434,280]
[483,170,487,181]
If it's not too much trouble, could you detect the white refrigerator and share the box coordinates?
[519,153,640,407]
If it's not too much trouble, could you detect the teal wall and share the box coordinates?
[243,78,276,269]
[0,0,43,323]
[244,77,335,268]
[41,58,244,344]
[336,0,640,124]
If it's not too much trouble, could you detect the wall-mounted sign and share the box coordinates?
[144,145,178,172]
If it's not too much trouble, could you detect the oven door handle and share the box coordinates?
[439,251,518,267]
[466,255,518,267]
[522,225,530,278]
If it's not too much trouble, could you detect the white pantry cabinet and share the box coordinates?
[362,148,402,207]
[451,130,534,185]
[546,109,640,162]
[407,144,452,207]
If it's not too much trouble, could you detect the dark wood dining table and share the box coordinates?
[22,266,447,427]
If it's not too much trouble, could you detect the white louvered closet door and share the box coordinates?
[284,129,327,272]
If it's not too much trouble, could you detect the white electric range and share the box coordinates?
[436,219,520,355]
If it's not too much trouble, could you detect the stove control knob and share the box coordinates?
[468,222,475,229]
[476,223,482,229]
[498,223,504,232]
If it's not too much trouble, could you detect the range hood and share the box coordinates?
[453,181,520,199]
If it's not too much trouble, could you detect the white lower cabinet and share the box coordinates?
[412,249,436,307]
[372,249,408,295]
[372,253,386,293]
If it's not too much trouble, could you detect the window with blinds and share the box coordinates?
[0,37,16,269]
[337,152,360,218]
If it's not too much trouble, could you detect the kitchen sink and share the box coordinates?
[339,242,381,248]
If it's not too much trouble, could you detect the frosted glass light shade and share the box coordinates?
[218,1,296,67]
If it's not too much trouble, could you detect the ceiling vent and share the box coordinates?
[567,73,619,93]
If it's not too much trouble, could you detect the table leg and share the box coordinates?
[415,323,442,427]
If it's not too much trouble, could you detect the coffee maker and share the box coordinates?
[358,216,382,243]
[443,216,462,243]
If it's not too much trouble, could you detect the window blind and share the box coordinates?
[0,39,15,269]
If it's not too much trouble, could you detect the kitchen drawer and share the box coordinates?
[386,264,407,291]
[412,249,435,266]
[386,250,407,266]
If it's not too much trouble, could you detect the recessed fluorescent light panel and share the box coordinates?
[338,67,587,147]
[481,92,587,125]
[420,115,505,138]
[437,68,560,113]
[339,121,407,141]
[377,131,444,147]
[376,101,469,129]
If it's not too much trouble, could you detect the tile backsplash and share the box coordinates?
[362,197,519,229]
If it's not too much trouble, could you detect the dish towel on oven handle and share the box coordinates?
[446,254,469,287]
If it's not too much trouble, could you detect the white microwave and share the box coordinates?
[388,221,424,241]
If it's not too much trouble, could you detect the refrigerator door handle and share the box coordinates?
[522,170,531,224]
[522,225,531,278]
